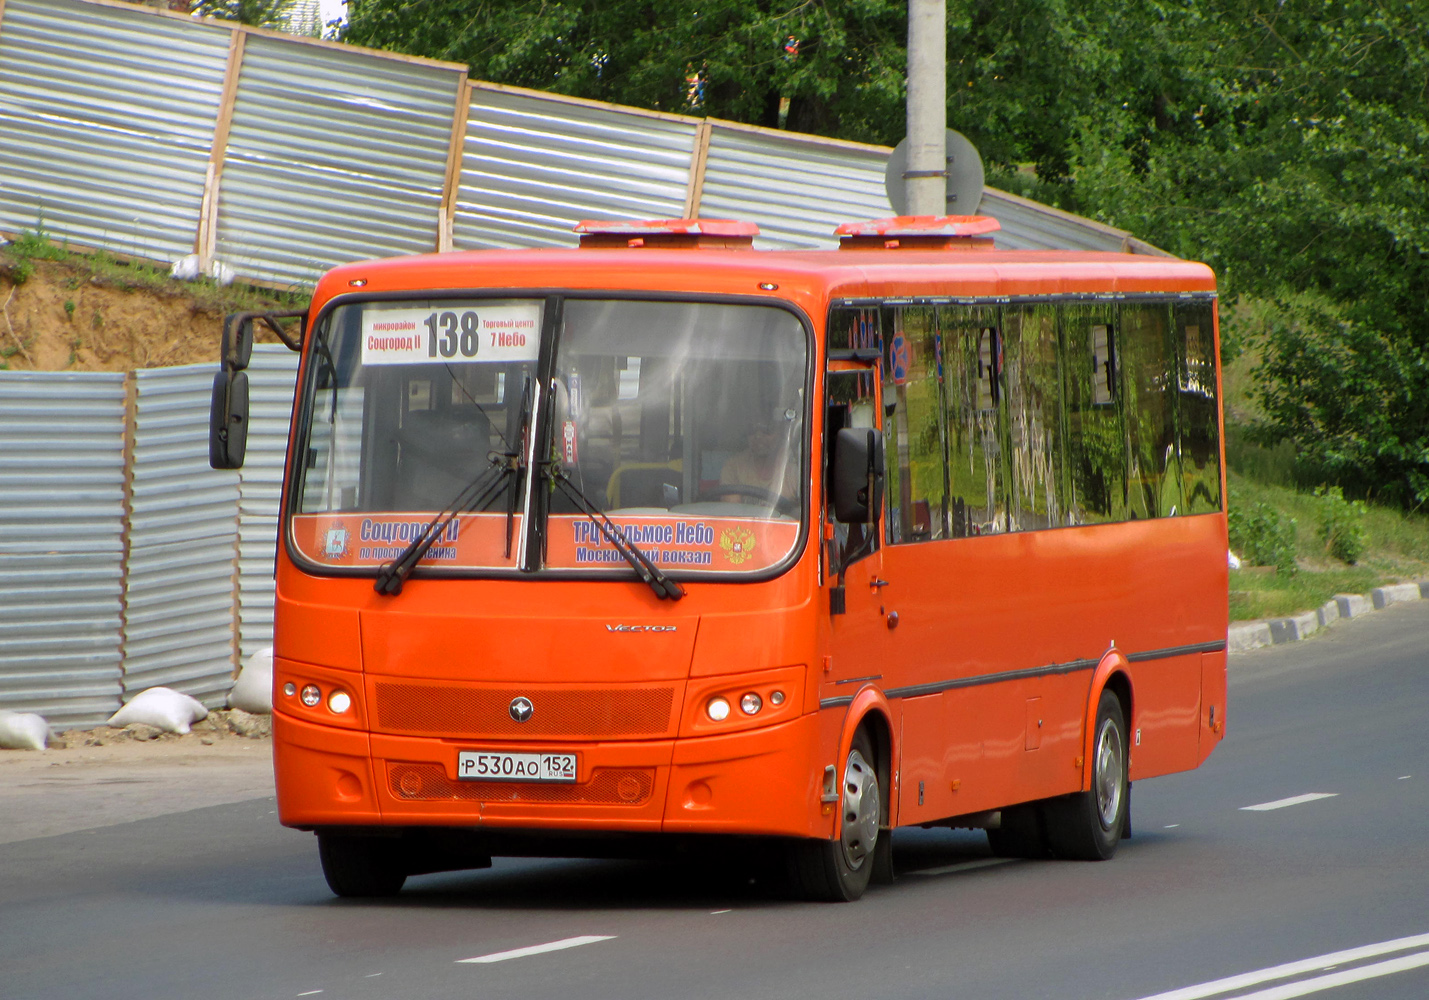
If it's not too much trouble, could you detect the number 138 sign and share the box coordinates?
[361,300,542,365]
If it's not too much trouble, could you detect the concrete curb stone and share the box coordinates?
[1228,579,1427,653]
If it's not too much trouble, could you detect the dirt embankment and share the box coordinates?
[0,249,300,372]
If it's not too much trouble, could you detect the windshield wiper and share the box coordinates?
[546,463,685,601]
[373,455,515,596]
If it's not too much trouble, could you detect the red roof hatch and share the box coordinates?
[574,218,760,249]
[835,215,1000,250]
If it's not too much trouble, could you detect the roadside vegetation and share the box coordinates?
[0,229,306,371]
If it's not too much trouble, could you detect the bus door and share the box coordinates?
[822,356,899,759]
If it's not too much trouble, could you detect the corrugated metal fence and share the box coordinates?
[0,0,1166,292]
[0,347,298,729]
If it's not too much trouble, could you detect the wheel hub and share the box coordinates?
[840,749,880,870]
[1094,717,1124,830]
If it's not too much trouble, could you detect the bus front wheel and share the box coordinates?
[790,730,881,901]
[1044,689,1129,860]
[318,832,408,897]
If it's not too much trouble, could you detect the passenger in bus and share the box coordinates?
[720,413,798,502]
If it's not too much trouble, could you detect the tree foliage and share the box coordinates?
[342,0,1429,504]
[192,0,303,29]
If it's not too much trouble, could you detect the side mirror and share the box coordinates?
[209,368,250,469]
[221,314,254,371]
[832,427,884,524]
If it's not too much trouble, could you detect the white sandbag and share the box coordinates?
[107,687,209,735]
[229,646,273,714]
[169,252,201,280]
[0,710,49,751]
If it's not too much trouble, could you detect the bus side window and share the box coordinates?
[1004,304,1065,531]
[883,306,946,543]
[941,306,1004,536]
[1176,300,1222,514]
[1121,302,1181,519]
[1062,304,1126,524]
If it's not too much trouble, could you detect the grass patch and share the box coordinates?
[1228,471,1429,620]
[1,227,309,315]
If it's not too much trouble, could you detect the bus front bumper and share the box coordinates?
[273,710,827,840]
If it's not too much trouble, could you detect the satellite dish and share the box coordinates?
[885,129,984,216]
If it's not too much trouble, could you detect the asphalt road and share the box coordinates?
[2,600,1425,1000]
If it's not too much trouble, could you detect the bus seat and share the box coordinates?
[605,461,682,509]
[393,406,492,511]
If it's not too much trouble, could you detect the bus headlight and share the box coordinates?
[300,684,321,707]
[706,697,731,721]
[740,692,762,715]
[328,690,352,714]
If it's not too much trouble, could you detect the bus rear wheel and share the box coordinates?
[1044,689,1128,861]
[318,832,408,897]
[790,730,881,901]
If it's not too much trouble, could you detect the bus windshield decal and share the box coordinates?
[361,300,541,366]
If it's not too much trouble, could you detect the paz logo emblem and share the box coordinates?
[509,696,534,723]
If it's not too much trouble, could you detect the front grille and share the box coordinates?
[387,762,655,805]
[374,683,676,738]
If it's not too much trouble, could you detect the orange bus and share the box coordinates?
[210,216,1227,901]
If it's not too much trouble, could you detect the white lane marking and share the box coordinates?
[457,935,616,964]
[1164,824,1181,829]
[710,909,731,914]
[364,973,382,978]
[1126,931,1429,1000]
[1400,775,1412,780]
[1214,951,1429,1000]
[1240,793,1338,812]
[908,857,1016,876]
[296,992,323,997]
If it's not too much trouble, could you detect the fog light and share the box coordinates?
[328,690,351,714]
[300,684,321,707]
[740,692,762,715]
[770,690,785,706]
[706,696,730,721]
[283,682,296,697]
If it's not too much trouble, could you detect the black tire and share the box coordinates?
[789,730,882,901]
[1043,689,1129,861]
[986,801,1050,858]
[318,833,408,897]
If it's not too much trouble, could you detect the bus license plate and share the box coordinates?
[457,751,577,783]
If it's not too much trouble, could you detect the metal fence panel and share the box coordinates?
[123,364,240,707]
[978,187,1166,254]
[216,35,463,287]
[698,126,892,249]
[455,87,698,250]
[237,346,299,662]
[0,371,127,729]
[0,0,229,261]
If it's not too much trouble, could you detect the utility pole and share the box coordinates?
[905,0,947,216]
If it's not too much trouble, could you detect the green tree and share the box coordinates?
[192,0,303,29]
[344,1,906,141]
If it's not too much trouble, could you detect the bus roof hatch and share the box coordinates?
[574,218,760,249]
[835,215,1000,250]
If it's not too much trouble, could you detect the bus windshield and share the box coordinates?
[289,296,809,577]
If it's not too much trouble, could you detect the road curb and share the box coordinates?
[1228,580,1429,653]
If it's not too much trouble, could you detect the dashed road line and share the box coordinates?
[457,935,616,964]
[1125,930,1429,1000]
[1240,793,1338,812]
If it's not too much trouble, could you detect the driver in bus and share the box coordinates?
[720,410,798,503]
